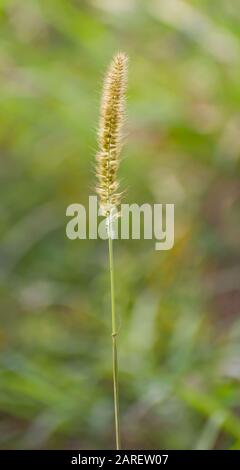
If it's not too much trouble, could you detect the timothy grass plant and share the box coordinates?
[96,52,128,450]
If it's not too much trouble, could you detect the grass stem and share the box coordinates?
[108,234,121,450]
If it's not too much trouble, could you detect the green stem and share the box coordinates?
[108,234,121,450]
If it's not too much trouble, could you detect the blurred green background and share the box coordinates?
[0,0,240,450]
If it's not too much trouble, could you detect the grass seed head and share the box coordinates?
[96,52,128,215]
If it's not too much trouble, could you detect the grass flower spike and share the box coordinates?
[96,52,128,450]
[96,52,128,216]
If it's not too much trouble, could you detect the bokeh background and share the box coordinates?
[0,0,240,450]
